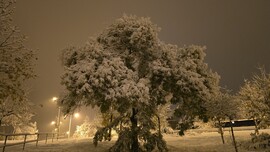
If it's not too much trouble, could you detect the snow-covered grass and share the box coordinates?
[4,128,270,152]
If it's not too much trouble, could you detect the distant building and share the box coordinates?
[223,119,255,128]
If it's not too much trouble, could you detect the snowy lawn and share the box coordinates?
[3,128,270,152]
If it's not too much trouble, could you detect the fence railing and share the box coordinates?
[0,132,64,152]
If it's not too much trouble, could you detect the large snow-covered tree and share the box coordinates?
[238,68,270,135]
[0,0,36,128]
[60,15,219,152]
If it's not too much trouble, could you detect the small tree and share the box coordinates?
[0,0,36,128]
[153,103,173,136]
[238,68,270,135]
[205,90,239,144]
[60,15,219,152]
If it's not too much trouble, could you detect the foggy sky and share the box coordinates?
[13,0,270,132]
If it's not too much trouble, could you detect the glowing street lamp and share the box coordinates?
[74,113,80,118]
[51,121,56,125]
[51,96,61,140]
[52,97,58,102]
[68,112,80,138]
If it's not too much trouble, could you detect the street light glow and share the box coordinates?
[51,121,56,125]
[74,113,80,118]
[51,96,61,139]
[52,97,58,102]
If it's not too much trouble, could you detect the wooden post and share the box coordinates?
[2,135,8,152]
[52,133,54,143]
[36,133,39,146]
[45,133,48,144]
[22,134,27,150]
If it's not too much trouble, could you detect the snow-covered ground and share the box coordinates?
[3,128,270,152]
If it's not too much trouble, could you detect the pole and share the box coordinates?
[57,107,61,140]
[68,115,72,138]
[45,133,48,144]
[23,134,27,150]
[36,133,39,146]
[230,120,238,152]
[3,135,7,152]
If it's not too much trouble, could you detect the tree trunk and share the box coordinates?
[108,114,113,141]
[130,108,139,152]
[218,120,225,144]
[120,120,123,132]
[0,119,2,133]
[230,120,238,152]
[253,118,259,135]
[157,115,161,137]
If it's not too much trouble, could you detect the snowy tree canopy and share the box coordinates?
[0,0,36,127]
[60,15,220,152]
[238,67,270,134]
[205,89,239,121]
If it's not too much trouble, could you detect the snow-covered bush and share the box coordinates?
[73,116,102,138]
[242,132,270,150]
[193,118,215,130]
[13,122,37,140]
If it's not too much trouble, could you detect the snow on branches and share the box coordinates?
[60,15,220,151]
[0,0,36,128]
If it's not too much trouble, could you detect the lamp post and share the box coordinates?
[50,121,57,133]
[68,112,79,138]
[52,97,61,140]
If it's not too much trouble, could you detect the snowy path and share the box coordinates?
[3,129,270,152]
[3,138,113,152]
